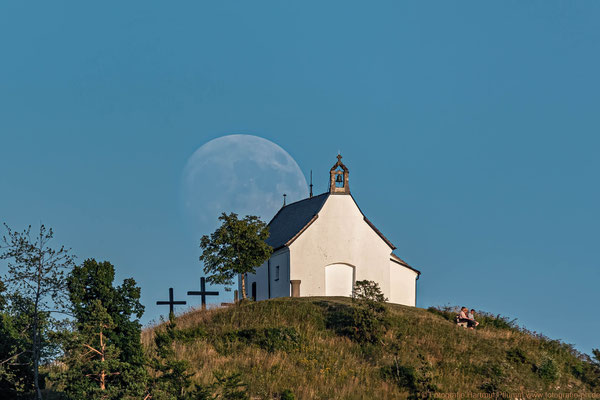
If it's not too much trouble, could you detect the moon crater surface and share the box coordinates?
[181,134,309,236]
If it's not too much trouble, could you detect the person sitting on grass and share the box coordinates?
[456,307,477,329]
[468,309,480,328]
[458,307,472,327]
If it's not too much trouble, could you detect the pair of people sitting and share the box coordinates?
[457,307,479,329]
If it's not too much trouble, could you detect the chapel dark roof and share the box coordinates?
[391,253,421,275]
[266,192,329,250]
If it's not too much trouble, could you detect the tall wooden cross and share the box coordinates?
[187,277,219,309]
[156,287,186,314]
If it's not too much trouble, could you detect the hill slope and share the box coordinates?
[142,297,599,399]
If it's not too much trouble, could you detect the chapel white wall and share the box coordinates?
[243,247,289,301]
[242,260,267,300]
[289,195,393,298]
[269,248,290,298]
[389,261,418,306]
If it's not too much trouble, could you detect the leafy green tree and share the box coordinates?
[0,293,50,398]
[593,349,600,366]
[67,259,145,367]
[0,278,35,397]
[210,372,249,400]
[580,349,600,388]
[352,280,388,303]
[0,224,75,400]
[0,278,5,310]
[349,280,389,344]
[63,259,147,398]
[61,300,135,399]
[199,213,272,300]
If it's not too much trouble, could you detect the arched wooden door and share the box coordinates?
[325,263,354,297]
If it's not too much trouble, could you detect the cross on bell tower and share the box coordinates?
[329,154,350,194]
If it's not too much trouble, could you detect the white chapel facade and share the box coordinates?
[241,155,421,307]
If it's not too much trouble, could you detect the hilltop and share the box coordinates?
[142,297,600,399]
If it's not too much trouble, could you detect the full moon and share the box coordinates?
[181,135,309,236]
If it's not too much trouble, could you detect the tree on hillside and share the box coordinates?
[0,278,36,397]
[348,280,389,344]
[352,280,388,303]
[593,349,600,365]
[62,259,147,399]
[584,349,600,388]
[67,259,145,367]
[0,224,75,400]
[199,213,272,300]
[61,300,134,399]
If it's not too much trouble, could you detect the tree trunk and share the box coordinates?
[100,330,105,391]
[241,274,247,300]
[33,320,42,400]
[34,259,43,400]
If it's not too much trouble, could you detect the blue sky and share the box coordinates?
[1,2,599,355]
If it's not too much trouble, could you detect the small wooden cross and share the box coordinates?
[187,277,219,309]
[156,287,186,314]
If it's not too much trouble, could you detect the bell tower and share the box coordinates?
[329,154,350,194]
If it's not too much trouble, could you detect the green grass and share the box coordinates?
[142,297,600,399]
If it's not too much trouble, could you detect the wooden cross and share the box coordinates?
[156,287,186,314]
[187,277,219,309]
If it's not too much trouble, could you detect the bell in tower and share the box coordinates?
[329,154,350,194]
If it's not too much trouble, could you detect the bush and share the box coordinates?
[280,389,295,400]
[175,325,208,343]
[476,312,518,331]
[349,304,388,344]
[572,360,600,389]
[426,306,458,323]
[381,354,437,400]
[381,361,417,391]
[211,372,249,400]
[326,299,389,344]
[220,327,300,353]
[473,362,505,393]
[352,280,387,303]
[333,280,390,344]
[506,347,528,364]
[190,372,250,400]
[479,381,499,394]
[537,357,559,382]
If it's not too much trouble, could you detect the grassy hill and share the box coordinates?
[142,297,599,399]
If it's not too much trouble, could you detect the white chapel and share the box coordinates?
[241,155,421,306]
